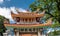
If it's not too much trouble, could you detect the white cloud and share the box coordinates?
[10,7,18,14]
[0,7,11,19]
[0,0,11,4]
[0,0,4,3]
[0,7,27,21]
[19,8,27,12]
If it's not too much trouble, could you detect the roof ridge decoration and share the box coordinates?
[34,8,40,13]
[11,9,45,19]
[15,8,20,13]
[15,8,31,13]
[40,10,45,14]
[11,11,14,14]
[45,18,52,24]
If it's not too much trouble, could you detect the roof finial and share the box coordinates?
[45,18,52,24]
[15,8,20,13]
[11,10,14,14]
[41,10,45,14]
[36,8,40,12]
[35,8,40,13]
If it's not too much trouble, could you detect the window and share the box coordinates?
[25,29,27,31]
[29,29,32,31]
[36,17,40,22]
[29,19,31,22]
[16,17,20,22]
[21,29,24,31]
[25,19,27,22]
[33,28,35,31]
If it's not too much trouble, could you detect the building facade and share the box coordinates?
[3,10,52,36]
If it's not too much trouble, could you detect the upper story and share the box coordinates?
[11,10,45,24]
[4,9,45,24]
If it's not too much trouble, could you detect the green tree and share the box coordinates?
[29,0,60,23]
[29,0,60,35]
[0,15,6,36]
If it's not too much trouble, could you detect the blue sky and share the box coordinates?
[0,0,35,20]
[0,0,34,9]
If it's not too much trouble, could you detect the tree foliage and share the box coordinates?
[0,15,6,36]
[29,0,60,23]
[29,0,60,35]
[48,30,60,36]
